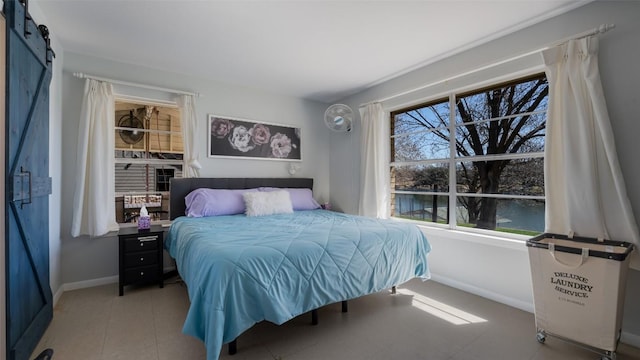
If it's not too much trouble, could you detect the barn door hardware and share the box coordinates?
[19,0,33,38]
[15,0,56,64]
[12,167,52,208]
[38,25,56,65]
[12,167,32,208]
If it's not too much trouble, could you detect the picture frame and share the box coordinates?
[208,114,302,161]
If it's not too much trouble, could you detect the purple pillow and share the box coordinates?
[185,188,258,217]
[258,187,321,211]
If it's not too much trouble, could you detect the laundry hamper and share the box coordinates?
[527,233,634,360]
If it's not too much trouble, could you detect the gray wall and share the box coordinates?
[331,1,640,345]
[59,52,330,286]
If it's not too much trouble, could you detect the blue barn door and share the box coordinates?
[4,1,55,359]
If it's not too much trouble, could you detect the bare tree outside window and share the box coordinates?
[391,74,548,233]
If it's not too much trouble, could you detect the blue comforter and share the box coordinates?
[165,210,430,359]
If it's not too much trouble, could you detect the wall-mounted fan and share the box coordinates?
[118,110,144,144]
[324,104,352,132]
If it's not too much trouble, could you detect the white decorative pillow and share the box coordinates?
[243,190,294,217]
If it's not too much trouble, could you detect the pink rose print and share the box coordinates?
[250,124,271,145]
[270,133,292,158]
[211,118,234,139]
[228,126,255,152]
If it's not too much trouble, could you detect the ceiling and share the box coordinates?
[37,0,588,103]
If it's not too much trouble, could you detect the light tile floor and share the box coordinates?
[32,277,640,360]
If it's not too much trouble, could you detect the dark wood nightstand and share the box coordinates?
[118,225,164,296]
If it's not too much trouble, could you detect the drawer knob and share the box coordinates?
[140,272,144,276]
[140,243,144,247]
[140,257,144,262]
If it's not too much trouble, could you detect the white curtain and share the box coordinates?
[177,94,201,178]
[358,103,390,218]
[71,79,119,237]
[543,36,640,269]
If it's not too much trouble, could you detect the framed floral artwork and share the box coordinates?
[208,114,301,160]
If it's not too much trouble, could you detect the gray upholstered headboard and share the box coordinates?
[169,177,314,220]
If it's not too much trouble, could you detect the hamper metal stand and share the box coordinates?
[536,329,620,360]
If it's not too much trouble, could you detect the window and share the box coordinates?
[114,101,183,223]
[156,168,175,192]
[390,74,548,235]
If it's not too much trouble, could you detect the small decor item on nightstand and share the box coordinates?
[321,203,331,210]
[138,205,151,230]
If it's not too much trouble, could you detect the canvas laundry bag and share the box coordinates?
[527,234,633,352]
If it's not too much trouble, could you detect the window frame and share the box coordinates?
[113,97,184,225]
[389,73,547,236]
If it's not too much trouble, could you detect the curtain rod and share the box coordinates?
[72,72,201,98]
[362,23,615,107]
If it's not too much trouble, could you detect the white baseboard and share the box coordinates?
[55,266,178,303]
[52,276,118,307]
[429,272,535,313]
[52,286,64,307]
[621,331,640,349]
[62,275,118,292]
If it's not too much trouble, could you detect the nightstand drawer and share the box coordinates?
[123,235,159,252]
[118,227,164,296]
[124,265,159,284]
[124,250,158,268]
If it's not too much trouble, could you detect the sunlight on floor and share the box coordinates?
[397,288,488,325]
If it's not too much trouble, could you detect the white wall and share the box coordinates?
[58,52,330,286]
[332,0,640,345]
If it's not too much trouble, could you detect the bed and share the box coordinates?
[165,178,431,360]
